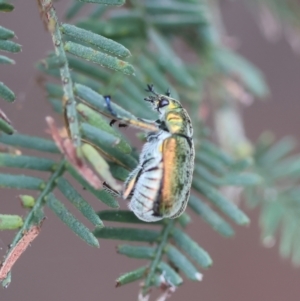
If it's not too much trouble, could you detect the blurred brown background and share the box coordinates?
[1,1,300,300]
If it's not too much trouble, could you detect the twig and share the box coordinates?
[0,159,66,284]
[143,219,175,294]
[0,221,44,281]
[38,0,81,147]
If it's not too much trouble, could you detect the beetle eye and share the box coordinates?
[159,98,169,108]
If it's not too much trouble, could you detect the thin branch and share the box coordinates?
[143,219,175,294]
[38,0,81,147]
[1,159,66,283]
[0,221,43,281]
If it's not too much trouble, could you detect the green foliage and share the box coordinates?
[0,1,21,135]
[244,133,300,266]
[0,214,23,230]
[1,0,299,299]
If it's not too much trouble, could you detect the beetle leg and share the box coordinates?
[104,95,159,132]
[109,119,117,127]
[103,182,121,197]
[122,166,142,199]
[123,157,155,199]
[109,119,128,128]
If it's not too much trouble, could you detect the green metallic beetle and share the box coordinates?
[105,84,194,222]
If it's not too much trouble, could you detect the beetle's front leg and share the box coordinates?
[104,95,159,132]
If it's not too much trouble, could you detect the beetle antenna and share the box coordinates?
[145,84,159,96]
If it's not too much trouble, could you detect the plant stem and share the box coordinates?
[143,219,175,294]
[39,0,81,147]
[6,160,66,253]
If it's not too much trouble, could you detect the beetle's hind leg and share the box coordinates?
[103,182,122,198]
[122,165,143,199]
[102,164,142,201]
